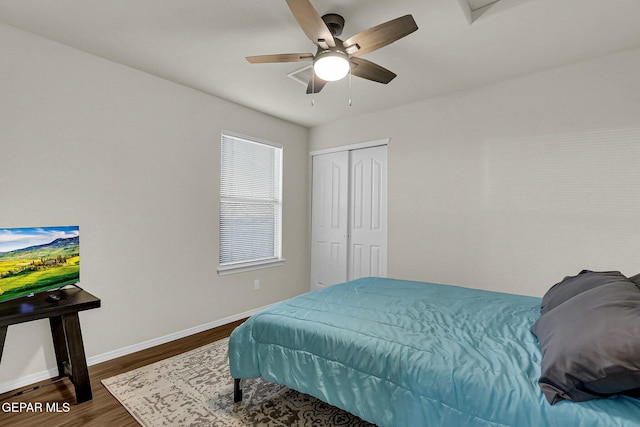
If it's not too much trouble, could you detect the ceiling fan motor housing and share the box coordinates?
[322,13,345,36]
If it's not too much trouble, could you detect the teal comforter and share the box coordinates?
[228,277,640,426]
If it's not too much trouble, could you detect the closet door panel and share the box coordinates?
[311,151,349,290]
[349,146,388,281]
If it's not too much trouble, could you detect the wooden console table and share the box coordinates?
[0,287,100,403]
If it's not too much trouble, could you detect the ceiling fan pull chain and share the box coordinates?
[348,66,353,107]
[312,70,315,106]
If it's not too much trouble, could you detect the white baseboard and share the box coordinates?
[0,368,61,396]
[0,305,269,395]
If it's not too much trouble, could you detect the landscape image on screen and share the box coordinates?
[0,226,79,303]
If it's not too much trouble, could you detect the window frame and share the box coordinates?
[217,131,285,276]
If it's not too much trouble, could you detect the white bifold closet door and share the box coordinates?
[310,145,387,291]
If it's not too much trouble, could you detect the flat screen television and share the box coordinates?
[0,226,79,303]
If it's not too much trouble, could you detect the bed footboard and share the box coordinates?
[233,378,243,402]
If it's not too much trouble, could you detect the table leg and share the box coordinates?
[49,316,69,376]
[49,314,93,403]
[0,326,7,364]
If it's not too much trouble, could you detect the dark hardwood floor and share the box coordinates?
[0,319,245,427]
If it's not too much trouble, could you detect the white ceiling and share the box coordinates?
[1,0,639,128]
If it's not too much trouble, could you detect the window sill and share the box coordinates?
[217,258,286,276]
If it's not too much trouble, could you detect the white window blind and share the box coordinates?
[219,132,283,274]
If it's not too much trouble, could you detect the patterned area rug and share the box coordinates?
[102,338,375,426]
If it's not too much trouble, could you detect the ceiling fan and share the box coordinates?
[246,0,418,94]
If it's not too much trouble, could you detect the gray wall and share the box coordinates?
[310,47,640,297]
[0,23,310,388]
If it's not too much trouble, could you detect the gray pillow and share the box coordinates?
[629,273,640,286]
[539,270,628,315]
[531,279,640,404]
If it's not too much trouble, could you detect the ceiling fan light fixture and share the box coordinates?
[246,4,418,95]
[313,49,350,82]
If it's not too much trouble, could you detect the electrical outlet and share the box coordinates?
[254,279,260,290]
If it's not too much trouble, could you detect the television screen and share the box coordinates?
[0,226,79,303]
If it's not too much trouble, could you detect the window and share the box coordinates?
[218,132,284,275]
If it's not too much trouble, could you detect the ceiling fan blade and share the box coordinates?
[246,53,314,64]
[350,57,396,84]
[306,73,328,94]
[285,0,335,48]
[343,14,418,57]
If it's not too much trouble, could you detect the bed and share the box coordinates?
[228,276,640,426]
